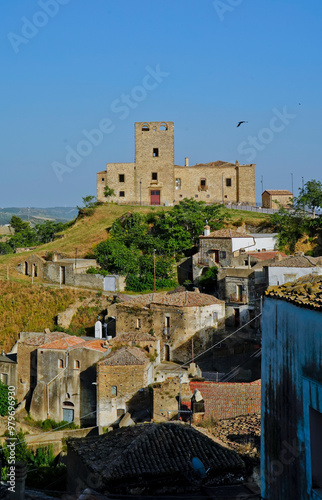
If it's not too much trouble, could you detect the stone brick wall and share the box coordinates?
[152,377,191,421]
[262,192,293,209]
[16,343,38,403]
[190,380,261,420]
[97,361,153,427]
[116,302,225,363]
[135,122,175,206]
[96,122,256,206]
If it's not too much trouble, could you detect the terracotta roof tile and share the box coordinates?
[117,291,224,309]
[269,255,320,268]
[265,274,322,310]
[201,229,253,239]
[68,422,244,487]
[98,346,149,366]
[23,332,68,346]
[40,336,85,350]
[248,251,287,261]
[263,190,292,195]
[111,332,156,343]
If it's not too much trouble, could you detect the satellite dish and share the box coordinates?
[192,457,207,478]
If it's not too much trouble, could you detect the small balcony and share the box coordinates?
[198,185,208,192]
[229,294,247,304]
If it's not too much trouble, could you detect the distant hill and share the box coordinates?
[0,207,78,225]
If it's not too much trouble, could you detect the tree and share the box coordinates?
[9,215,29,233]
[35,220,66,244]
[0,382,11,416]
[296,180,322,218]
[103,185,115,199]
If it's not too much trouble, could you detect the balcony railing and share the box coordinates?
[198,185,208,192]
[229,294,247,304]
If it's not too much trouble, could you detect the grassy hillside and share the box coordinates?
[0,282,100,351]
[0,203,272,281]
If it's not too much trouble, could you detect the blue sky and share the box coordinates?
[1,0,322,207]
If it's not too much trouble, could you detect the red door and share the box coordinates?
[150,190,160,205]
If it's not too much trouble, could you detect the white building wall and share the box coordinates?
[268,266,322,286]
[231,235,277,253]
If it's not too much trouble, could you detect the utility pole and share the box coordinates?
[153,249,156,293]
[222,173,224,204]
[291,173,294,195]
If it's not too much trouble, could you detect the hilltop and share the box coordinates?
[0,207,78,225]
[0,203,272,280]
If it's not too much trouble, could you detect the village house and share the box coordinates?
[261,189,293,209]
[16,252,125,291]
[264,253,322,286]
[30,337,109,426]
[97,121,256,206]
[115,290,225,363]
[193,227,278,280]
[96,344,154,428]
[261,275,322,499]
[0,351,17,388]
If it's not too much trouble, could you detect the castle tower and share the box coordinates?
[134,121,175,205]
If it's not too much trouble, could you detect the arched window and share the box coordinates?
[160,122,168,131]
[142,123,149,131]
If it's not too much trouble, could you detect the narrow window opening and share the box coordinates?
[58,359,64,369]
[142,123,149,131]
[111,386,117,397]
[153,148,159,157]
[74,360,80,369]
[226,178,232,187]
[136,318,141,329]
[152,172,158,181]
[119,191,125,197]
[175,178,181,190]
[119,174,125,182]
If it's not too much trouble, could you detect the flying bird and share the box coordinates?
[237,121,248,127]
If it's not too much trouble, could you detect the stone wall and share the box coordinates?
[262,192,293,209]
[190,380,261,420]
[97,121,255,206]
[152,377,191,421]
[116,301,225,363]
[97,361,152,427]
[30,347,105,425]
[135,122,175,206]
[0,360,17,389]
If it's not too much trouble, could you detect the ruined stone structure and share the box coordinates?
[115,290,225,363]
[97,122,256,206]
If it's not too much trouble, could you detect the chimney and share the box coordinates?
[236,160,239,166]
[185,157,189,167]
[193,287,200,293]
[204,225,210,236]
[275,253,283,262]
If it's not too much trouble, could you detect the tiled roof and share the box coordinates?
[248,251,287,261]
[23,332,68,346]
[263,190,292,195]
[78,339,110,353]
[99,346,149,366]
[40,336,85,350]
[111,332,156,343]
[68,423,244,486]
[269,255,320,268]
[265,274,322,310]
[117,291,224,309]
[201,229,253,239]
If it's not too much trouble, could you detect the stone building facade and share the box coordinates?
[115,290,225,363]
[30,337,107,426]
[262,189,293,209]
[17,253,125,291]
[97,121,256,206]
[96,346,154,427]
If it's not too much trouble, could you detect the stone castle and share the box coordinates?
[97,121,255,206]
